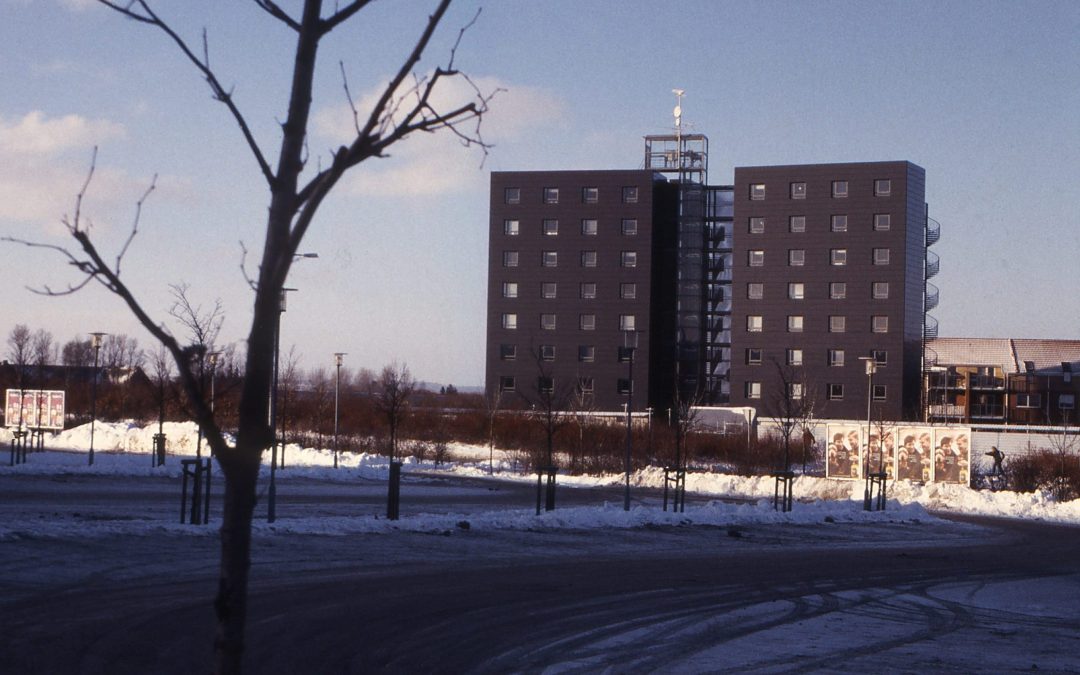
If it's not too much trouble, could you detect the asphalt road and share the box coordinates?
[2,473,1079,674]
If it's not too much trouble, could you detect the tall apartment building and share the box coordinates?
[727,162,929,420]
[486,148,937,422]
[486,170,679,412]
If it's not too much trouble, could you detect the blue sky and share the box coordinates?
[1,0,1077,386]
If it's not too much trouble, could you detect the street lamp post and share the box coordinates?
[208,351,220,457]
[623,330,637,512]
[860,356,878,510]
[333,352,346,469]
[88,332,106,466]
[268,287,297,523]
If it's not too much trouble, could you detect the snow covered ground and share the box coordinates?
[2,420,1079,541]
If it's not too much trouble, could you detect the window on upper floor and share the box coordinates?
[501,313,517,330]
[789,249,805,266]
[830,282,847,299]
[873,384,887,400]
[543,187,559,204]
[875,179,892,197]
[831,214,848,232]
[873,248,891,265]
[872,350,888,366]
[622,186,639,204]
[873,281,889,299]
[499,344,516,361]
[619,314,636,331]
[874,213,891,231]
[502,282,518,298]
[543,219,558,236]
[790,215,806,233]
[745,381,762,399]
[828,383,844,400]
[787,348,803,366]
[747,282,764,299]
[540,344,555,361]
[749,217,765,234]
[503,219,520,236]
[541,282,557,299]
[747,315,763,332]
[503,251,519,267]
[581,219,598,236]
[872,315,889,333]
[788,315,804,333]
[622,219,638,236]
[829,349,845,367]
[579,314,596,331]
[621,251,638,268]
[746,348,762,365]
[750,183,766,200]
[831,249,847,266]
[578,345,595,362]
[829,315,846,333]
[541,313,556,330]
[620,282,637,299]
[499,375,515,392]
[541,251,558,267]
[537,376,554,394]
[504,187,520,204]
[580,282,597,299]
[749,250,765,267]
[788,282,804,300]
[832,180,848,198]
[582,187,599,204]
[581,250,598,267]
[790,182,806,199]
[578,377,594,394]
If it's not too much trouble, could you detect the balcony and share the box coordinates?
[926,216,941,247]
[970,403,1005,418]
[970,375,1005,389]
[928,404,965,420]
[925,282,939,311]
[926,249,940,279]
[924,314,939,340]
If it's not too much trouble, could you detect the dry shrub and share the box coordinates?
[1006,448,1080,501]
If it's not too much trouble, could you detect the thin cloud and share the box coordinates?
[0,110,125,156]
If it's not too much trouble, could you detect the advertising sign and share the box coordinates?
[827,423,970,484]
[3,390,66,430]
[825,423,863,480]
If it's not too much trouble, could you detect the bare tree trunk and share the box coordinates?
[213,452,259,674]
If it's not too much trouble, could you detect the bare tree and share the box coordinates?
[61,337,93,368]
[793,376,821,474]
[29,329,55,427]
[373,362,415,461]
[766,359,809,473]
[2,2,491,670]
[484,387,503,475]
[150,343,173,437]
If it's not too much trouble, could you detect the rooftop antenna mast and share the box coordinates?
[673,88,685,174]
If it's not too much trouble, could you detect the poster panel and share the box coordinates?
[896,427,931,482]
[3,390,66,430]
[826,423,863,480]
[865,427,897,480]
[933,427,970,484]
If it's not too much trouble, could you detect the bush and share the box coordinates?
[1005,448,1080,501]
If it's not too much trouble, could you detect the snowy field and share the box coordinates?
[2,420,1080,541]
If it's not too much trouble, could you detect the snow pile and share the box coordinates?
[4,420,1080,526]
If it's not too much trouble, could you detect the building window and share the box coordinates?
[831,214,848,232]
[789,215,806,233]
[501,313,517,330]
[745,381,762,399]
[538,376,554,395]
[541,282,557,299]
[578,345,595,362]
[502,282,518,298]
[499,375,515,392]
[872,315,889,333]
[582,187,599,204]
[787,315,804,333]
[541,313,556,330]
[622,219,638,236]
[872,350,888,366]
[542,219,558,236]
[828,383,844,400]
[621,251,638,267]
[747,315,763,332]
[749,217,766,234]
[617,378,633,395]
[581,250,598,267]
[875,179,892,197]
[829,349,845,367]
[578,377,594,394]
[619,314,636,331]
[542,251,558,267]
[788,282,804,300]
[503,251,519,268]
[832,180,848,198]
[499,344,516,361]
[790,182,806,199]
[831,249,847,266]
[750,183,766,200]
[790,383,804,400]
[580,314,596,330]
[622,186,639,204]
[746,348,762,365]
[747,283,764,299]
[580,282,597,299]
[1060,394,1075,410]
[787,348,803,366]
[874,213,891,231]
[789,249,805,266]
[749,250,765,267]
[872,384,887,401]
[540,344,555,361]
[543,187,559,204]
[873,281,889,299]
[504,187,521,204]
[620,282,637,299]
[830,282,847,299]
[581,219,598,236]
[503,219,520,236]
[829,315,846,333]
[1016,393,1041,408]
[617,346,634,363]
[873,248,890,265]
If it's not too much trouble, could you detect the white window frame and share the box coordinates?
[582,186,599,204]
[873,282,889,299]
[502,282,518,298]
[502,313,517,330]
[580,282,597,299]
[872,315,889,333]
[622,186,639,204]
[873,248,891,265]
[831,249,847,266]
[621,251,638,268]
[787,315,804,333]
[619,314,636,331]
[543,219,558,236]
[504,187,521,204]
[541,313,557,331]
[747,315,763,332]
[745,381,762,399]
[542,251,558,267]
[579,314,596,331]
[829,315,846,333]
[750,183,766,200]
[541,282,557,299]
[831,214,848,232]
[581,250,598,268]
[787,348,803,366]
[503,251,519,268]
[503,219,520,236]
[829,349,845,367]
[749,250,765,267]
[832,180,848,198]
[790,182,806,199]
[747,283,764,299]
[581,219,598,236]
[788,282,804,300]
[789,249,805,266]
[543,187,559,204]
[875,179,891,197]
[578,345,595,362]
[621,219,638,236]
[620,282,637,299]
[789,215,806,233]
[874,213,891,231]
[830,282,847,299]
[746,348,763,365]
[749,217,765,234]
[828,383,844,400]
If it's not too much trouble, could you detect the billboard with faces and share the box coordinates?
[827,423,970,484]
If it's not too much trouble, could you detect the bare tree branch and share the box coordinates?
[320,0,374,35]
[253,0,300,31]
[96,0,276,188]
[115,173,157,276]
